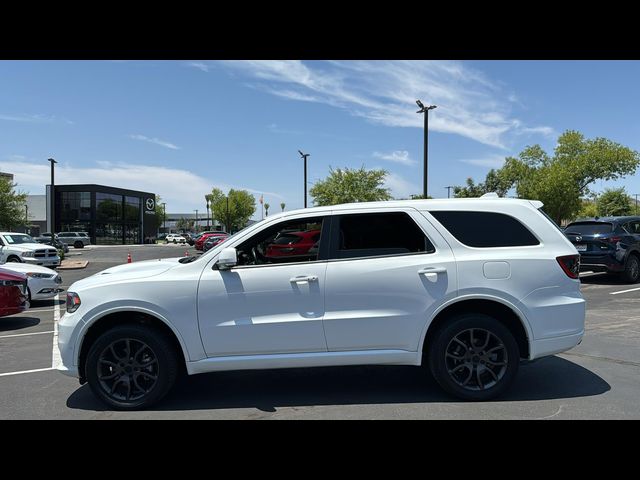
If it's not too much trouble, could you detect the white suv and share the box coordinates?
[57,198,585,409]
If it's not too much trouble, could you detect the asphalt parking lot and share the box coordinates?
[1,245,639,419]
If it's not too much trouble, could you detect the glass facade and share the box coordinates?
[54,186,156,245]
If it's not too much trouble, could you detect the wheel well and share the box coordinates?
[6,255,21,262]
[423,299,530,360]
[78,311,186,382]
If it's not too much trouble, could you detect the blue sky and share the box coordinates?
[1,60,639,217]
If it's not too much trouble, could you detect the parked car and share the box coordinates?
[202,234,228,252]
[57,197,585,409]
[0,262,64,302]
[165,234,186,244]
[265,229,321,259]
[0,267,28,317]
[57,232,91,249]
[564,216,640,282]
[157,233,168,242]
[34,235,69,254]
[0,232,60,268]
[195,233,226,251]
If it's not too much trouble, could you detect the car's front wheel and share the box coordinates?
[622,254,640,283]
[85,324,179,410]
[427,314,519,401]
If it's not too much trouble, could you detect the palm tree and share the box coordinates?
[280,202,285,212]
[264,203,270,217]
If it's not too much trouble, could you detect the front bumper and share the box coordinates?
[22,257,60,268]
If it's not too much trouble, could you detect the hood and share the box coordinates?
[70,257,182,290]
[0,262,56,275]
[0,267,27,281]
[5,243,53,252]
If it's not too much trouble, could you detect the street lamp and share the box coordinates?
[205,195,210,229]
[445,186,454,198]
[161,202,166,232]
[48,158,57,234]
[635,194,639,215]
[416,100,437,198]
[298,150,310,208]
[194,209,198,233]
[25,204,29,234]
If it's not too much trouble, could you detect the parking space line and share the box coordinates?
[610,286,640,295]
[52,293,62,369]
[0,331,54,339]
[0,367,54,378]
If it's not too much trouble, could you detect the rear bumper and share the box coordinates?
[530,330,584,359]
[579,253,624,272]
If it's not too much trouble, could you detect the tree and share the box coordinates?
[280,202,285,212]
[454,131,640,224]
[0,177,27,231]
[309,166,392,206]
[175,217,193,232]
[596,188,633,217]
[264,203,270,216]
[453,169,512,198]
[154,195,166,232]
[576,198,598,219]
[209,188,256,232]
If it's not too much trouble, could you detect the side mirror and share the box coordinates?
[217,247,237,270]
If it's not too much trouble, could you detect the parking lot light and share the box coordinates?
[415,100,437,198]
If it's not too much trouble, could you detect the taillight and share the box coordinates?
[557,254,580,279]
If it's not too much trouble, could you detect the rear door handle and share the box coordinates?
[418,267,447,275]
[290,275,318,284]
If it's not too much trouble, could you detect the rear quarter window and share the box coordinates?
[429,211,540,247]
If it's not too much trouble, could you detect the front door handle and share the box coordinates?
[290,275,318,284]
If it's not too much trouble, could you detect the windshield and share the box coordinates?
[1,234,35,244]
[181,220,267,263]
[565,222,614,235]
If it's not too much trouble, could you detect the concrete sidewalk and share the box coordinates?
[57,260,88,270]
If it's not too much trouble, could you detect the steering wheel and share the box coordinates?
[251,246,268,265]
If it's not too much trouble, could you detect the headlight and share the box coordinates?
[21,251,34,258]
[66,292,81,313]
[27,272,54,279]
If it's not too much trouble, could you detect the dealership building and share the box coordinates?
[25,184,157,245]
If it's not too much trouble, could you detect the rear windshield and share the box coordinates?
[565,222,613,235]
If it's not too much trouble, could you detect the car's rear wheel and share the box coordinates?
[85,324,178,410]
[7,256,21,263]
[428,314,519,401]
[74,241,84,249]
[622,254,640,283]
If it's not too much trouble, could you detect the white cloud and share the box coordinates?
[186,61,210,72]
[128,134,180,150]
[383,171,421,199]
[0,113,74,125]
[0,158,284,214]
[219,60,554,149]
[459,154,506,168]
[373,150,416,166]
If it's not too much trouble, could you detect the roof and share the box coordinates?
[570,216,640,223]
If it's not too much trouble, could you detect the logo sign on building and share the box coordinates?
[145,197,156,214]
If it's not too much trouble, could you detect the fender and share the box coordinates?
[416,292,534,356]
[73,303,197,366]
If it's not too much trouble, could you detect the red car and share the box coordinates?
[195,233,227,251]
[0,268,28,317]
[266,230,321,258]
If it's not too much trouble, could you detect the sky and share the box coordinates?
[1,60,640,218]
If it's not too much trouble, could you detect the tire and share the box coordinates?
[74,241,84,249]
[85,324,179,410]
[427,314,520,401]
[7,256,21,263]
[622,254,640,283]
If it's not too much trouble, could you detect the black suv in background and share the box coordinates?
[564,216,640,283]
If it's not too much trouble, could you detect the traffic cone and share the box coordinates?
[184,250,189,256]
[127,252,132,263]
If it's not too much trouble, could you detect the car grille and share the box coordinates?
[34,249,57,258]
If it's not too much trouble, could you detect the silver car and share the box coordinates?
[57,232,91,249]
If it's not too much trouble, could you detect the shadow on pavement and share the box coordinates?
[0,317,40,332]
[66,355,610,413]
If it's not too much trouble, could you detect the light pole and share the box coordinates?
[205,195,210,229]
[298,150,310,208]
[48,158,57,234]
[25,204,29,234]
[193,209,198,233]
[226,195,230,233]
[161,202,166,232]
[416,100,437,198]
[445,186,454,198]
[635,194,639,215]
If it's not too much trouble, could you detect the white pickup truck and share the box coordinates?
[0,232,61,268]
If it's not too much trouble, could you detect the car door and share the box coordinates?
[197,214,330,357]
[323,208,457,353]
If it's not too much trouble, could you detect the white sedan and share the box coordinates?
[0,262,64,301]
